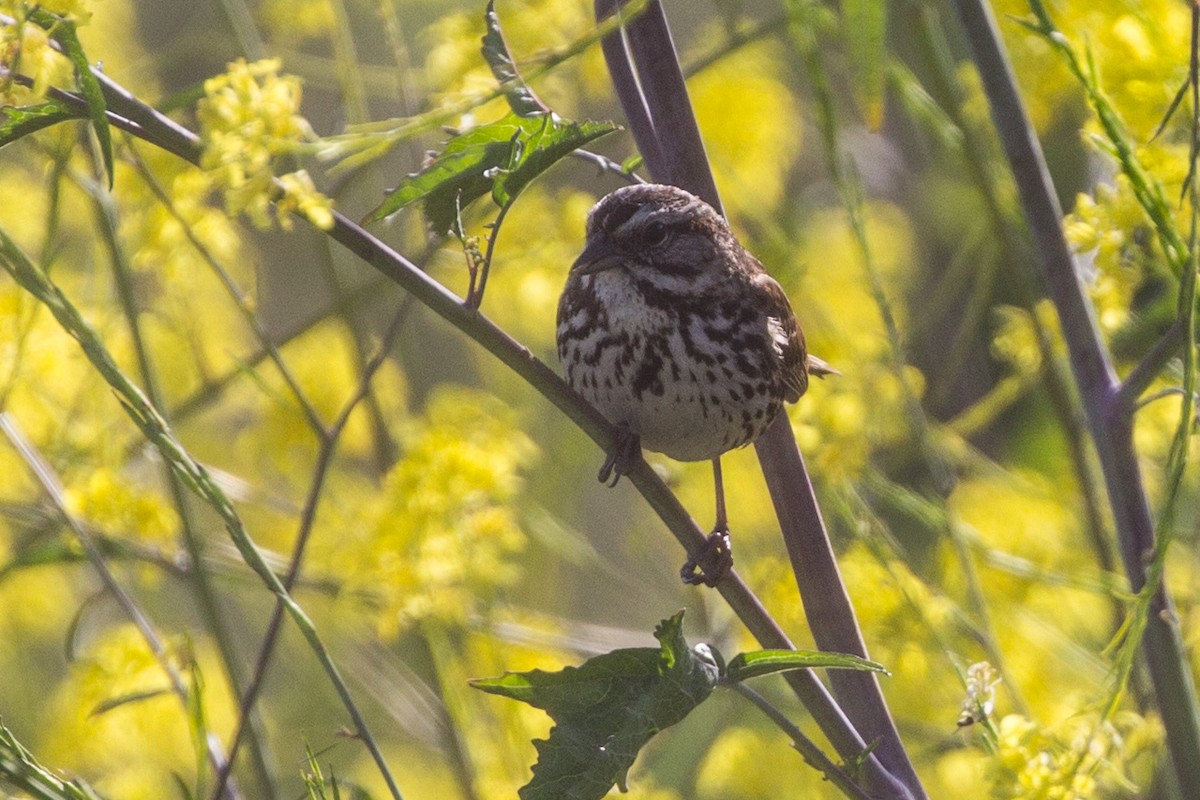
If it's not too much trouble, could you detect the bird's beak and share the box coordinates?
[571,237,623,275]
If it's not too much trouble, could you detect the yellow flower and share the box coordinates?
[322,387,536,638]
[690,40,802,217]
[65,467,178,546]
[196,59,333,230]
[1,18,73,103]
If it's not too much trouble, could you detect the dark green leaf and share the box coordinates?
[364,113,617,230]
[723,649,889,684]
[0,100,88,148]
[363,117,523,228]
[471,611,719,800]
[480,0,546,117]
[29,9,113,188]
[493,115,618,205]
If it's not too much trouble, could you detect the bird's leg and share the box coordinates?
[598,425,640,487]
[680,457,734,587]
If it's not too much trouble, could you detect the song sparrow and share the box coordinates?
[556,183,832,586]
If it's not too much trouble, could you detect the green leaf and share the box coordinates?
[185,657,210,800]
[493,115,618,205]
[471,611,720,800]
[364,112,617,230]
[363,117,521,228]
[842,0,888,130]
[1151,76,1190,142]
[480,0,546,117]
[0,100,88,148]
[90,688,174,716]
[29,9,113,188]
[723,649,889,683]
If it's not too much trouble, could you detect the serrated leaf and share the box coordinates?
[29,9,113,188]
[481,0,546,117]
[493,115,618,205]
[364,113,617,230]
[0,100,88,148]
[471,611,719,800]
[723,649,889,683]
[842,0,888,130]
[363,117,523,228]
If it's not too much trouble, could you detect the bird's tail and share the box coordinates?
[806,354,839,378]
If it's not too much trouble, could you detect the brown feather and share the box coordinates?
[746,267,810,404]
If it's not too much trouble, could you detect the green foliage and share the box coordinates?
[364,1,617,229]
[473,612,887,799]
[473,612,715,800]
[722,649,887,683]
[364,112,618,231]
[0,720,105,800]
[480,0,545,118]
[0,98,86,147]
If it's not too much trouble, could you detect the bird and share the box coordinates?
[556,183,832,586]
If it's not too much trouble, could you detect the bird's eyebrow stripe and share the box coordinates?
[611,201,707,239]
[594,200,640,233]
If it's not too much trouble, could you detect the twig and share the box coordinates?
[1116,319,1187,412]
[568,148,645,183]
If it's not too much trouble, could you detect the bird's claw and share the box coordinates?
[597,428,640,487]
[680,528,733,587]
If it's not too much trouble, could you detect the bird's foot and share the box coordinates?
[597,427,640,487]
[680,527,733,587]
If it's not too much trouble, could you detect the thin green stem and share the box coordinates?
[729,683,873,800]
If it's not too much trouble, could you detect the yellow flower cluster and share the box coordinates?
[0,9,73,104]
[196,58,333,230]
[326,387,537,638]
[1063,175,1158,336]
[985,712,1159,800]
[65,467,178,546]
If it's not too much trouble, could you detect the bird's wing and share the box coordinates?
[748,268,809,403]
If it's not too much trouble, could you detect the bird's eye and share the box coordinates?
[643,221,670,247]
